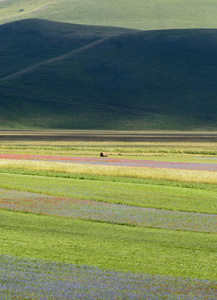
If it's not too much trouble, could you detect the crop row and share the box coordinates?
[0,188,216,233]
[1,254,216,300]
[1,158,217,185]
[1,209,216,280]
[0,173,216,214]
[1,153,217,171]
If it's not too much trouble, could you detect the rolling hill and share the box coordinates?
[0,19,217,129]
[0,0,217,129]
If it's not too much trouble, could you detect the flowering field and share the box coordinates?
[1,255,216,300]
[0,188,216,233]
[0,153,217,171]
[0,146,217,299]
[0,173,217,214]
[1,157,217,185]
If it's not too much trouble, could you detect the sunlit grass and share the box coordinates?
[1,209,217,280]
[0,0,52,24]
[0,172,217,214]
[2,0,217,31]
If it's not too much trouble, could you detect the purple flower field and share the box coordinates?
[1,153,217,171]
[0,255,216,299]
[0,188,216,233]
[0,153,217,298]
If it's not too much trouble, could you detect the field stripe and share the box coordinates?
[0,209,217,280]
[0,188,216,233]
[1,254,216,300]
[1,153,217,171]
[0,172,216,214]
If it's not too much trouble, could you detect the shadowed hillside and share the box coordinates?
[0,19,130,79]
[0,19,217,129]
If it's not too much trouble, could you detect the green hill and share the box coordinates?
[0,19,217,129]
[1,0,217,130]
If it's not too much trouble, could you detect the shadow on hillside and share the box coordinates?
[0,19,217,130]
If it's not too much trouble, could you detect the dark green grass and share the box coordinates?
[0,19,129,78]
[0,209,216,280]
[1,20,217,129]
[0,172,216,214]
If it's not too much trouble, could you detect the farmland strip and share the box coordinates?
[1,153,217,171]
[0,188,216,233]
[0,209,216,280]
[0,254,216,299]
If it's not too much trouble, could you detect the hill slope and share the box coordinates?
[0,19,217,129]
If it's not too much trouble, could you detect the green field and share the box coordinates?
[0,135,216,297]
[1,209,216,280]
[0,172,217,214]
[1,0,217,295]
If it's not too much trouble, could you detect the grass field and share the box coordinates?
[1,172,217,213]
[1,209,216,279]
[0,133,216,298]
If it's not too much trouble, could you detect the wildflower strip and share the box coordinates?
[0,153,217,171]
[0,188,216,233]
[0,255,216,299]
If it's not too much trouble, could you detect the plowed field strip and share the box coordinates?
[0,188,216,233]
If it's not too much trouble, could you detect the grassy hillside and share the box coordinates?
[1,0,217,30]
[0,19,217,129]
[1,0,217,129]
[0,18,130,79]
